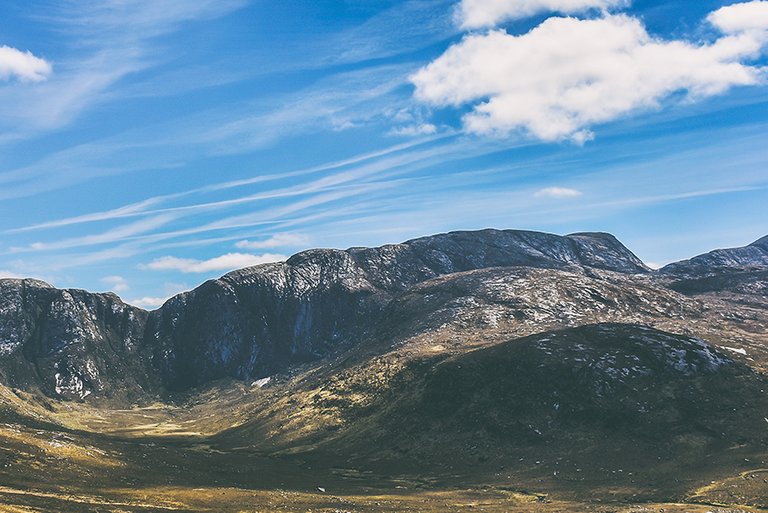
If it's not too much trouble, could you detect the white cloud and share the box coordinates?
[534,186,583,198]
[0,45,52,82]
[142,252,287,273]
[0,268,52,283]
[708,1,768,34]
[100,275,129,292]
[128,282,189,309]
[644,261,663,270]
[129,296,168,309]
[412,5,768,143]
[389,123,438,137]
[235,233,310,250]
[457,0,627,29]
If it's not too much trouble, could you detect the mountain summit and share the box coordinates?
[662,235,768,276]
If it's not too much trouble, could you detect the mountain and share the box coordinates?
[661,236,768,300]
[661,236,768,276]
[147,229,650,390]
[0,229,651,398]
[1,228,765,402]
[0,228,767,512]
[213,265,767,461]
[0,279,154,401]
[275,323,768,477]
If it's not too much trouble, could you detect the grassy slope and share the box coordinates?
[1,267,768,512]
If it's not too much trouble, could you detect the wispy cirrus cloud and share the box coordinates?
[8,215,177,253]
[6,136,444,232]
[0,0,247,139]
[316,0,457,67]
[3,182,401,272]
[0,61,428,203]
[181,63,416,156]
[5,135,463,252]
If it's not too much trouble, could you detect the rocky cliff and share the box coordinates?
[0,279,153,401]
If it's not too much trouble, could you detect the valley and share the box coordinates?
[1,229,767,512]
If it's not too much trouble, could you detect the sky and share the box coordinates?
[0,0,766,308]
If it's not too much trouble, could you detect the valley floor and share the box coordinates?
[1,399,767,513]
[0,486,764,513]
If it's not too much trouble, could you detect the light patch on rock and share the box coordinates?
[252,377,271,388]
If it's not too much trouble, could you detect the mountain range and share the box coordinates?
[0,228,767,513]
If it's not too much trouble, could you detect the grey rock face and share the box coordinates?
[2,228,759,399]
[146,230,650,390]
[660,235,768,299]
[376,266,703,344]
[662,236,768,277]
[750,235,768,251]
[0,279,153,401]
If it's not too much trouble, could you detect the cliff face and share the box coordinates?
[0,279,153,401]
[144,229,650,390]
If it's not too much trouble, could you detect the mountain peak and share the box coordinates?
[0,277,55,289]
[749,235,768,250]
[662,236,768,277]
[566,231,617,240]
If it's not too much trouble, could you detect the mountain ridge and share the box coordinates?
[661,235,768,277]
[0,228,764,401]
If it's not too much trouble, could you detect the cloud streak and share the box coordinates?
[0,0,247,139]
[6,135,463,256]
[8,215,177,253]
[142,253,287,274]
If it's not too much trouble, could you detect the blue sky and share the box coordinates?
[0,0,766,307]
